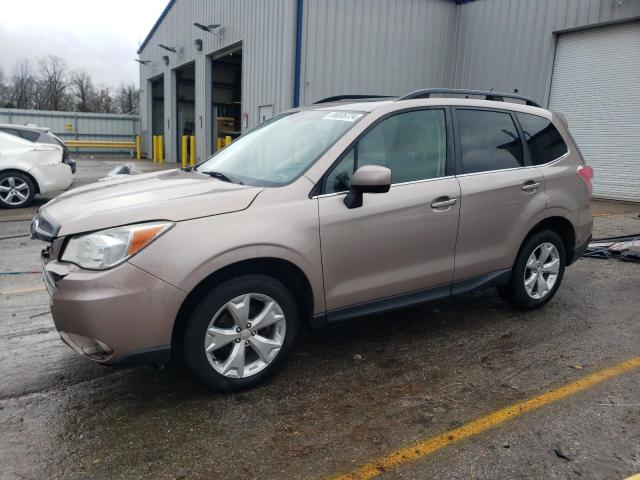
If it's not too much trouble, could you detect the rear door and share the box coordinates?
[318,108,461,314]
[452,108,546,282]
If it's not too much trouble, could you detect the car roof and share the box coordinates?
[0,124,50,133]
[306,97,552,119]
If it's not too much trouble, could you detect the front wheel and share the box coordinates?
[183,275,299,392]
[497,230,566,310]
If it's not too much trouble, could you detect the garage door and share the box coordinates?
[548,21,640,202]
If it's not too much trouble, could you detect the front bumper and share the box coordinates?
[42,249,186,364]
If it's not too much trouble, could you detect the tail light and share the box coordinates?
[577,165,594,198]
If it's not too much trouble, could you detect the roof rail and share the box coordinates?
[396,88,540,107]
[314,94,394,104]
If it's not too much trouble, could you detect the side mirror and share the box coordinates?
[344,165,391,209]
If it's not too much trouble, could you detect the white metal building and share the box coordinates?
[138,0,640,201]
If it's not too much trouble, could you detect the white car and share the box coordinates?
[0,131,73,208]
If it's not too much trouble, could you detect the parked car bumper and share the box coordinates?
[42,250,186,364]
[31,162,73,194]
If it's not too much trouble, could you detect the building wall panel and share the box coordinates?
[449,0,640,105]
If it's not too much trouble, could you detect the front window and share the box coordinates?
[197,110,365,186]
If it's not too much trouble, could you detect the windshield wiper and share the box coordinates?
[200,170,237,183]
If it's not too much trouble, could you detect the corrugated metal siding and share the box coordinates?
[300,0,458,104]
[449,0,640,105]
[548,21,640,202]
[0,108,139,153]
[138,0,296,162]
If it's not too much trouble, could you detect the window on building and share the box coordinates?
[516,112,568,165]
[457,109,524,173]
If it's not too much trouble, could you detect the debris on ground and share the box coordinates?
[352,354,364,362]
[583,234,640,263]
[99,163,139,181]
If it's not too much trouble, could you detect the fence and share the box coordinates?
[0,108,140,155]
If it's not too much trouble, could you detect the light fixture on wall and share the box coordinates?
[194,38,203,51]
[162,55,170,65]
[135,59,151,65]
[158,44,177,53]
[193,22,224,40]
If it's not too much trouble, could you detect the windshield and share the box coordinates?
[196,110,365,186]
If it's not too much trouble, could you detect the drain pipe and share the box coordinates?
[293,0,304,108]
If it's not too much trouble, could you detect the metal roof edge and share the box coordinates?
[137,0,177,55]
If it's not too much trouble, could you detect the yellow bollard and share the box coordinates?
[158,135,164,164]
[152,135,158,163]
[181,135,188,168]
[189,135,196,166]
[225,135,232,146]
[135,135,141,160]
[216,138,222,151]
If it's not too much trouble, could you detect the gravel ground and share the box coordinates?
[1,158,639,480]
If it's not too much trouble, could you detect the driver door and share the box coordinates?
[317,108,461,317]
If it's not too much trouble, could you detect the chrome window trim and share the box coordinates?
[456,150,570,178]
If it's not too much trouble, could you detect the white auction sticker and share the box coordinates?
[322,112,364,122]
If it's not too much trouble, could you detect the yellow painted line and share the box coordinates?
[624,474,640,480]
[0,286,46,295]
[327,356,640,480]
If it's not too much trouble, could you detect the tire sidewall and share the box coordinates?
[0,172,35,209]
[183,275,299,392]
[510,230,566,309]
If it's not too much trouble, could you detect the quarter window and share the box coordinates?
[457,109,524,174]
[324,109,447,193]
[516,112,568,165]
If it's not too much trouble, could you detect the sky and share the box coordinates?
[0,0,169,88]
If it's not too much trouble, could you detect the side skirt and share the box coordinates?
[312,268,511,327]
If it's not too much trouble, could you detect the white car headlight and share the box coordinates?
[61,221,174,270]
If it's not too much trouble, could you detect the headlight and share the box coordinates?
[61,221,174,270]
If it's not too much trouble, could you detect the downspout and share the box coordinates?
[293,0,304,108]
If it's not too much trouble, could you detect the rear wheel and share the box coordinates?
[497,230,566,310]
[0,172,35,208]
[183,275,299,392]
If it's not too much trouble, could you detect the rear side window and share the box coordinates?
[457,109,524,174]
[0,127,22,139]
[18,130,41,142]
[516,113,568,165]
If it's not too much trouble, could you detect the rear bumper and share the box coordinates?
[569,234,591,265]
[44,255,186,364]
[31,163,73,194]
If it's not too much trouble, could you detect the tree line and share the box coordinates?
[0,55,139,115]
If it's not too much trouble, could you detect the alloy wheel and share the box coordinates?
[0,176,30,206]
[204,293,286,379]
[524,242,560,300]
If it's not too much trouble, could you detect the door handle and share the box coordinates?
[521,181,540,192]
[431,197,457,209]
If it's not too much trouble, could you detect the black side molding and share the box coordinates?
[313,268,512,327]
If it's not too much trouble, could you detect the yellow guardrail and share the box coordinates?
[66,137,143,161]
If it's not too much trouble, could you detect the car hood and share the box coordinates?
[42,169,264,236]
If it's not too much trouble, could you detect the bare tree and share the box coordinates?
[10,59,35,109]
[0,67,8,107]
[93,87,115,113]
[70,69,96,112]
[38,55,69,111]
[116,83,139,114]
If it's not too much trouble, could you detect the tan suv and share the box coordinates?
[32,89,593,392]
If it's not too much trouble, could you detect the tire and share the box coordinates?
[497,230,566,310]
[0,172,35,209]
[183,274,299,392]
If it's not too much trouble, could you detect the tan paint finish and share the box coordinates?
[319,177,460,310]
[453,166,547,281]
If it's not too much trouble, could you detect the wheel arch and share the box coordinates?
[170,257,315,361]
[520,216,576,265]
[0,168,40,194]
